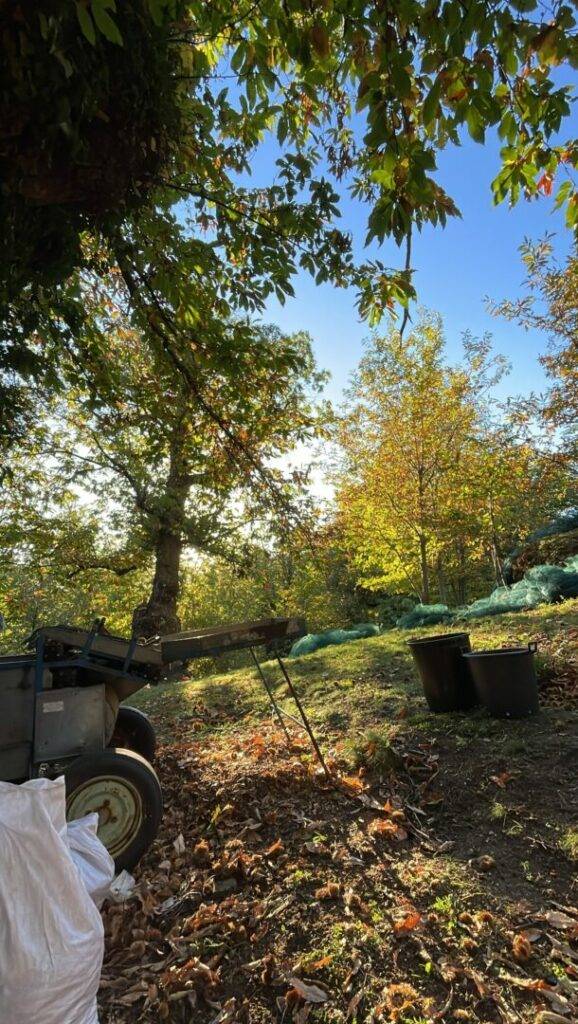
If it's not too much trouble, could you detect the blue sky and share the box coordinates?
[254,124,576,407]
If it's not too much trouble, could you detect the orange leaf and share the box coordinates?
[490,771,513,788]
[537,173,553,196]
[266,839,285,858]
[308,956,333,972]
[339,775,365,795]
[512,933,532,961]
[368,818,408,841]
[394,911,422,934]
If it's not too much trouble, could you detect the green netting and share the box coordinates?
[396,603,453,629]
[503,509,578,577]
[397,556,578,629]
[289,622,379,657]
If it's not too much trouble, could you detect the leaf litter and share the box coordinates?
[98,703,578,1024]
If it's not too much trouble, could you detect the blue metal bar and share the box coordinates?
[122,636,138,673]
[81,618,105,657]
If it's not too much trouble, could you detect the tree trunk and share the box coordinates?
[133,529,183,637]
[435,554,446,604]
[456,540,467,604]
[132,433,189,638]
[419,533,430,603]
[488,496,507,587]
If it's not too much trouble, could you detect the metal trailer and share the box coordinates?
[0,615,316,871]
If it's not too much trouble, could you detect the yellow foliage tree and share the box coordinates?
[335,314,572,605]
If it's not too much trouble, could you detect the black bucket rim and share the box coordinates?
[463,645,536,659]
[406,631,470,648]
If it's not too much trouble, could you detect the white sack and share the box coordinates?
[67,813,115,909]
[0,776,104,1024]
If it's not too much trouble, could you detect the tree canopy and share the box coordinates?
[6,265,329,634]
[334,315,574,604]
[3,0,578,446]
[492,237,578,458]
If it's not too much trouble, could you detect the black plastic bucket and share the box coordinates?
[406,632,476,712]
[463,643,539,718]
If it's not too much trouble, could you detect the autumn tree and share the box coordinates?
[11,269,328,636]
[335,314,572,604]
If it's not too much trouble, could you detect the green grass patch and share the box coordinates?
[560,827,578,861]
[131,598,578,752]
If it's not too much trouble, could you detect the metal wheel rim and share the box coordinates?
[67,774,144,857]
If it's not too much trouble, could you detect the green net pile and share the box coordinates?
[289,622,379,657]
[504,511,578,566]
[396,555,578,630]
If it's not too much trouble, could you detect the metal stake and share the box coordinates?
[274,653,330,778]
[249,647,291,742]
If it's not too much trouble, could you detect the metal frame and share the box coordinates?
[2,616,330,782]
[248,646,330,777]
[21,624,153,777]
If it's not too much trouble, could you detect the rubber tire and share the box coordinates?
[65,748,163,872]
[110,706,156,762]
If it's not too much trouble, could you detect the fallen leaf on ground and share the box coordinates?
[544,910,578,930]
[513,933,532,961]
[287,977,329,1003]
[535,1013,574,1023]
[304,841,330,855]
[346,989,365,1019]
[491,771,513,788]
[315,882,341,900]
[266,838,284,858]
[368,818,408,841]
[307,956,333,973]
[522,928,543,943]
[338,775,366,795]
[393,911,422,935]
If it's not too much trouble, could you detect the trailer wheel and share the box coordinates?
[110,706,156,762]
[65,748,163,871]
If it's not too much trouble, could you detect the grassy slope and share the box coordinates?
[110,600,578,1024]
[133,598,578,750]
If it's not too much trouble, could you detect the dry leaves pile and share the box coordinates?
[98,717,578,1024]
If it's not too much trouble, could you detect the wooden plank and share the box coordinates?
[160,616,306,662]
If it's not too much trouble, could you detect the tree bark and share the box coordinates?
[419,533,430,603]
[435,554,446,604]
[456,540,467,605]
[132,431,189,638]
[488,496,507,587]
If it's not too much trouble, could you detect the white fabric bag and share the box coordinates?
[0,777,105,1024]
[67,813,115,909]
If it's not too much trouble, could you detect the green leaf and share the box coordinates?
[231,42,246,73]
[554,179,572,210]
[422,79,441,127]
[76,3,96,45]
[466,105,485,143]
[371,151,397,188]
[91,0,123,45]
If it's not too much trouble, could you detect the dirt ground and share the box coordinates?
[99,609,578,1024]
